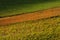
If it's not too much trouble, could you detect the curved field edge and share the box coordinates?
[0,16,60,40]
[0,0,60,17]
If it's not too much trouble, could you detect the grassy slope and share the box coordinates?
[0,16,60,40]
[0,0,60,17]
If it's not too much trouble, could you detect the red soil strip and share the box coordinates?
[0,7,60,25]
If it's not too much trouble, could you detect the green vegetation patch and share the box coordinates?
[0,0,60,17]
[0,16,60,40]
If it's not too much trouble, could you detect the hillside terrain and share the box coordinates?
[0,0,60,17]
[0,7,60,25]
[0,16,60,40]
[0,0,60,40]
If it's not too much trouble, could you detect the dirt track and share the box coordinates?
[0,7,60,25]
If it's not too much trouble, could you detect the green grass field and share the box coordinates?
[0,16,60,40]
[0,0,60,17]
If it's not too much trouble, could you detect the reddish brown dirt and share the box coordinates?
[0,7,60,25]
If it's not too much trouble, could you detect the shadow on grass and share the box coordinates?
[0,0,58,11]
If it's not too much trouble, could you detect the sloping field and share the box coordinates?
[0,16,60,40]
[0,0,60,40]
[0,7,60,25]
[0,0,60,17]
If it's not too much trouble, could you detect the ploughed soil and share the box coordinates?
[0,7,60,25]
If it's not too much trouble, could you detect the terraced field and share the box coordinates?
[0,7,60,25]
[0,7,60,40]
[0,0,60,40]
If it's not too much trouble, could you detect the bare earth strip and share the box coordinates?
[0,7,60,25]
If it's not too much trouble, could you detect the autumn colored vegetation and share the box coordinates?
[0,16,60,40]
